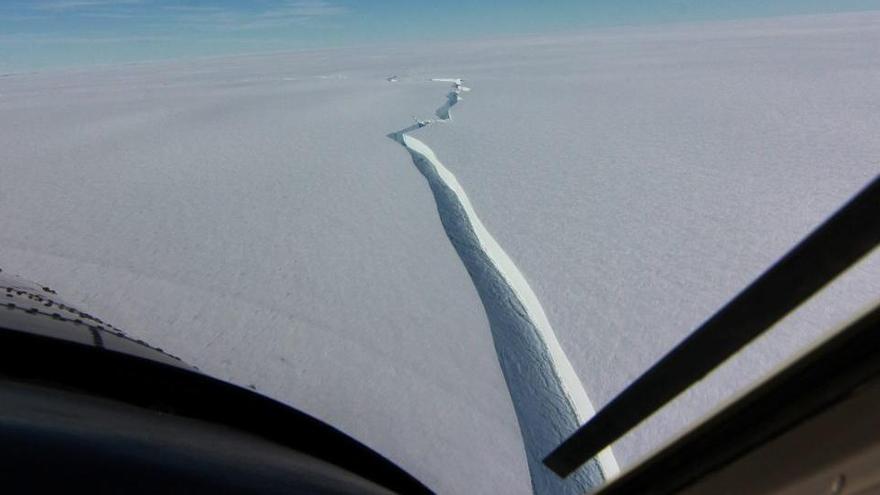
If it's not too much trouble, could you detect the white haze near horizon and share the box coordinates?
[1,11,879,494]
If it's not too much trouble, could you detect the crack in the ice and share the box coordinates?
[387,78,619,494]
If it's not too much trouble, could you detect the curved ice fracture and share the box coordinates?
[388,79,618,494]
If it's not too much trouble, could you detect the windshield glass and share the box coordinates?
[1,1,879,493]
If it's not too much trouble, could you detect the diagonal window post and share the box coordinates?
[545,175,880,477]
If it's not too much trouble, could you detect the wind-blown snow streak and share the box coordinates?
[389,80,618,494]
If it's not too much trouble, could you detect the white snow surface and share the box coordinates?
[1,11,879,493]
[0,53,530,494]
[419,11,880,469]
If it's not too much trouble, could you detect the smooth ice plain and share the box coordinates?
[2,11,879,494]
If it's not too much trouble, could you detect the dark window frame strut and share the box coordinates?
[544,175,880,477]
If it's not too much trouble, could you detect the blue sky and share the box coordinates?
[2,0,879,71]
